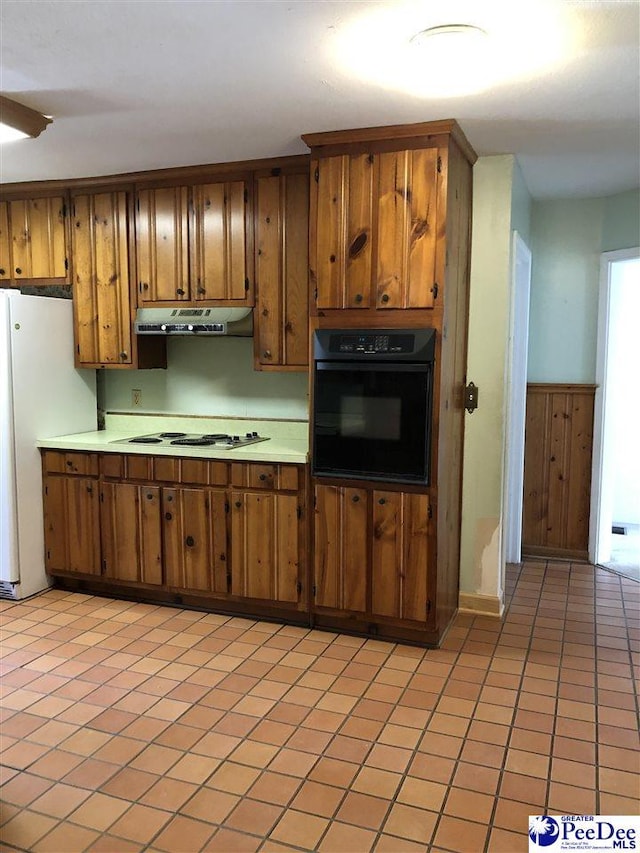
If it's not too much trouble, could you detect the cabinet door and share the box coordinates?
[72,192,133,366]
[371,491,430,622]
[136,187,190,303]
[100,482,162,585]
[231,491,300,603]
[8,197,67,281]
[191,181,249,302]
[376,149,438,309]
[163,487,228,593]
[313,485,367,613]
[255,173,309,367]
[313,154,374,309]
[0,201,11,280]
[43,475,100,575]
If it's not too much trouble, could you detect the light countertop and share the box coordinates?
[37,413,309,465]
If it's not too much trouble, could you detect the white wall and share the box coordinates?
[102,336,309,420]
[459,155,515,602]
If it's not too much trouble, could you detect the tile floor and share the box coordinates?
[0,560,638,853]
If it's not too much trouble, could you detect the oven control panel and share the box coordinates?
[331,333,413,354]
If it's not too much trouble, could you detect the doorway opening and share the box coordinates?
[590,248,640,582]
[503,231,532,569]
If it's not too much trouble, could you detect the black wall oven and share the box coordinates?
[312,328,436,485]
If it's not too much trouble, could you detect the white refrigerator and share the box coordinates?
[0,291,97,600]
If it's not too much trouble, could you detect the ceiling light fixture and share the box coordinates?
[410,23,488,48]
[0,95,52,144]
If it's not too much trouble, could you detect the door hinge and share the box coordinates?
[64,257,69,271]
[312,584,317,597]
[428,503,433,519]
[296,506,302,520]
[464,382,479,413]
[46,550,51,560]
[245,278,250,291]
[437,156,442,173]
[314,167,319,183]
[244,188,249,204]
[99,491,104,502]
[44,485,48,496]
[136,197,140,212]
[426,598,432,616]
[61,202,67,218]
[296,581,302,596]
[314,287,318,302]
[205,498,210,510]
[431,282,439,300]
[224,501,230,513]
[102,559,107,574]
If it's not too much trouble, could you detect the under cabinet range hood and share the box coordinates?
[134,307,253,337]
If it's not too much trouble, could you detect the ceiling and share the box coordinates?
[1,0,639,199]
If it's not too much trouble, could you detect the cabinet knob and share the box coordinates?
[119,351,128,360]
[235,500,242,508]
[259,473,267,481]
[0,269,5,276]
[378,498,386,505]
[354,294,363,304]
[146,493,153,500]
[142,282,149,291]
[185,535,195,547]
[176,288,185,296]
[380,293,390,304]
[351,494,360,503]
[165,512,172,521]
[86,486,93,494]
[262,350,272,359]
[329,254,336,263]
[166,495,173,502]
[15,267,22,275]
[197,287,206,295]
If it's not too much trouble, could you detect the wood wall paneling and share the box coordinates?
[522,384,596,559]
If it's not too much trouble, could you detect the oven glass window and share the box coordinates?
[313,365,432,484]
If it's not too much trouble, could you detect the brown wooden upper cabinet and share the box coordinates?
[254,170,309,369]
[0,196,68,283]
[71,190,166,369]
[302,120,477,316]
[308,148,439,311]
[136,179,252,306]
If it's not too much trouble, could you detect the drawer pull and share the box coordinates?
[378,498,386,505]
[259,473,268,481]
[146,493,153,500]
[380,293,390,304]
[235,500,242,508]
[165,512,172,521]
[351,494,360,503]
[185,535,195,547]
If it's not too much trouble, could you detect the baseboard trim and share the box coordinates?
[458,592,504,618]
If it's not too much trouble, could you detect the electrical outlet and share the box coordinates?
[132,388,142,407]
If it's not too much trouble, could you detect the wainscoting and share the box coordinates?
[522,383,596,560]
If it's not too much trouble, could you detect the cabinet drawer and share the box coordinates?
[42,450,99,477]
[230,463,299,491]
[153,457,229,485]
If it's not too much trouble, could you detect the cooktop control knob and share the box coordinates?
[160,324,167,331]
[232,435,240,442]
[187,324,194,331]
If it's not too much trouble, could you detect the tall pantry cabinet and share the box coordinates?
[302,120,476,646]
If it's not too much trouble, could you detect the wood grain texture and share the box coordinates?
[255,171,309,368]
[136,186,189,302]
[72,191,132,365]
[522,384,596,558]
[43,475,100,576]
[100,482,163,585]
[313,485,367,613]
[7,197,67,281]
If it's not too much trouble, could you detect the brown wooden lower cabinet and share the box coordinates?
[312,483,434,642]
[41,450,306,621]
[100,482,163,585]
[43,473,101,576]
[230,491,302,604]
[163,487,228,594]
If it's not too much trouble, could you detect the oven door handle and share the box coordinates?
[314,362,430,373]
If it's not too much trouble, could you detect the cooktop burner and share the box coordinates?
[112,431,270,450]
